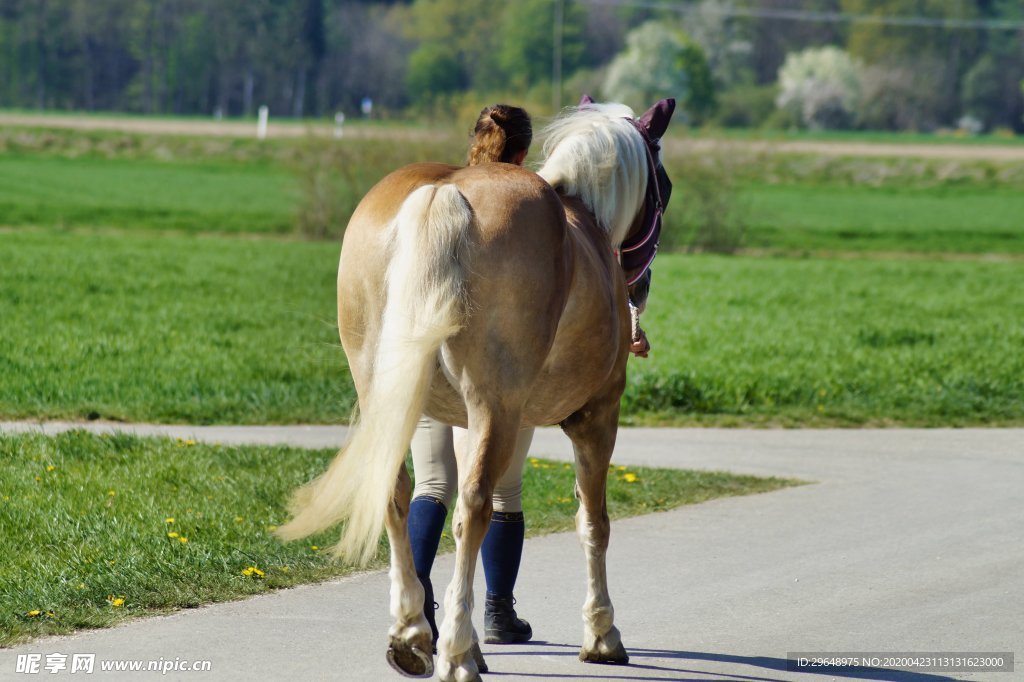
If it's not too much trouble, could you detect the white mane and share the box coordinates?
[537,102,649,248]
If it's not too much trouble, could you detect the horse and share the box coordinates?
[276,97,675,682]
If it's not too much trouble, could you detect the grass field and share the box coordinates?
[2,229,1020,426]
[0,429,797,645]
[740,184,1024,254]
[3,126,1023,254]
[1,121,1021,426]
[0,155,295,233]
[630,255,1024,425]
[0,230,350,424]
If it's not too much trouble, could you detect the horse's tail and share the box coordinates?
[276,184,469,566]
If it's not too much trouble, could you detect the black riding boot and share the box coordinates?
[422,580,439,648]
[484,593,533,644]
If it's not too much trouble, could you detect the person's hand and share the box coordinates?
[630,327,650,358]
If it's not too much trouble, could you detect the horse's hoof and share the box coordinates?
[470,641,488,673]
[579,640,629,665]
[386,643,434,678]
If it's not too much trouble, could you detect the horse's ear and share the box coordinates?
[579,94,595,106]
[638,98,676,139]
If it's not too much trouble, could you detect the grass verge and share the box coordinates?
[2,230,1022,426]
[0,430,799,646]
[0,229,351,424]
[628,254,1024,425]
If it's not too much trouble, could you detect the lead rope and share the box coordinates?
[629,299,642,343]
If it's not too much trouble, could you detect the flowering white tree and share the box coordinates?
[776,46,863,129]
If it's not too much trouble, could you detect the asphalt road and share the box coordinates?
[1,424,1021,681]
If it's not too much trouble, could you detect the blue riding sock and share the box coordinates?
[409,496,448,582]
[481,511,525,598]
[408,496,448,638]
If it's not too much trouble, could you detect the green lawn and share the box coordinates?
[739,184,1024,254]
[0,430,797,645]
[2,230,1021,426]
[630,254,1024,425]
[0,229,351,424]
[4,130,1024,256]
[0,155,295,233]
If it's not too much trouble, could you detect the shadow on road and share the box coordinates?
[481,642,965,682]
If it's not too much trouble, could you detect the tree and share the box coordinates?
[406,43,466,102]
[842,0,981,126]
[602,21,715,122]
[496,0,586,90]
[685,0,752,89]
[776,46,862,129]
[744,0,846,86]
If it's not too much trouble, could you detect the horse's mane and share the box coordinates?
[537,103,649,248]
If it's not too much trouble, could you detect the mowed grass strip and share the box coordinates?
[739,184,1024,254]
[630,254,1024,426]
[5,129,1024,255]
[0,229,351,424]
[0,155,295,234]
[2,230,1022,426]
[0,430,798,645]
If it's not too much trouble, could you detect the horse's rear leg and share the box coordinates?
[384,464,435,678]
[561,391,629,665]
[436,411,519,682]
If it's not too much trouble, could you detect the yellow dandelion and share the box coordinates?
[46,465,56,472]
[178,536,189,544]
[45,611,55,618]
[26,609,41,617]
[167,531,179,539]
[623,473,639,483]
[108,596,125,608]
[234,516,244,523]
[281,565,290,573]
[242,566,265,578]
[310,545,319,551]
[617,465,627,471]
[165,517,175,524]
[34,476,41,481]
[107,490,116,497]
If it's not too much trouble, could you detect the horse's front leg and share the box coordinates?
[437,415,518,682]
[562,391,629,665]
[384,464,435,678]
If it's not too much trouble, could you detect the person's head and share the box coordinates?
[467,104,532,166]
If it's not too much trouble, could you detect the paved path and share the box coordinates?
[6,113,1024,161]
[1,423,1021,681]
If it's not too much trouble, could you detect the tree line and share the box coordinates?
[0,0,1021,131]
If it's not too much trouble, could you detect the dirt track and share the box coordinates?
[4,111,1024,160]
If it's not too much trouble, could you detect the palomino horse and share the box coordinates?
[277,98,674,681]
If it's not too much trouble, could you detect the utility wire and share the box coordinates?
[576,0,1024,31]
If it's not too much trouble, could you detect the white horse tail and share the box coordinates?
[276,183,470,566]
